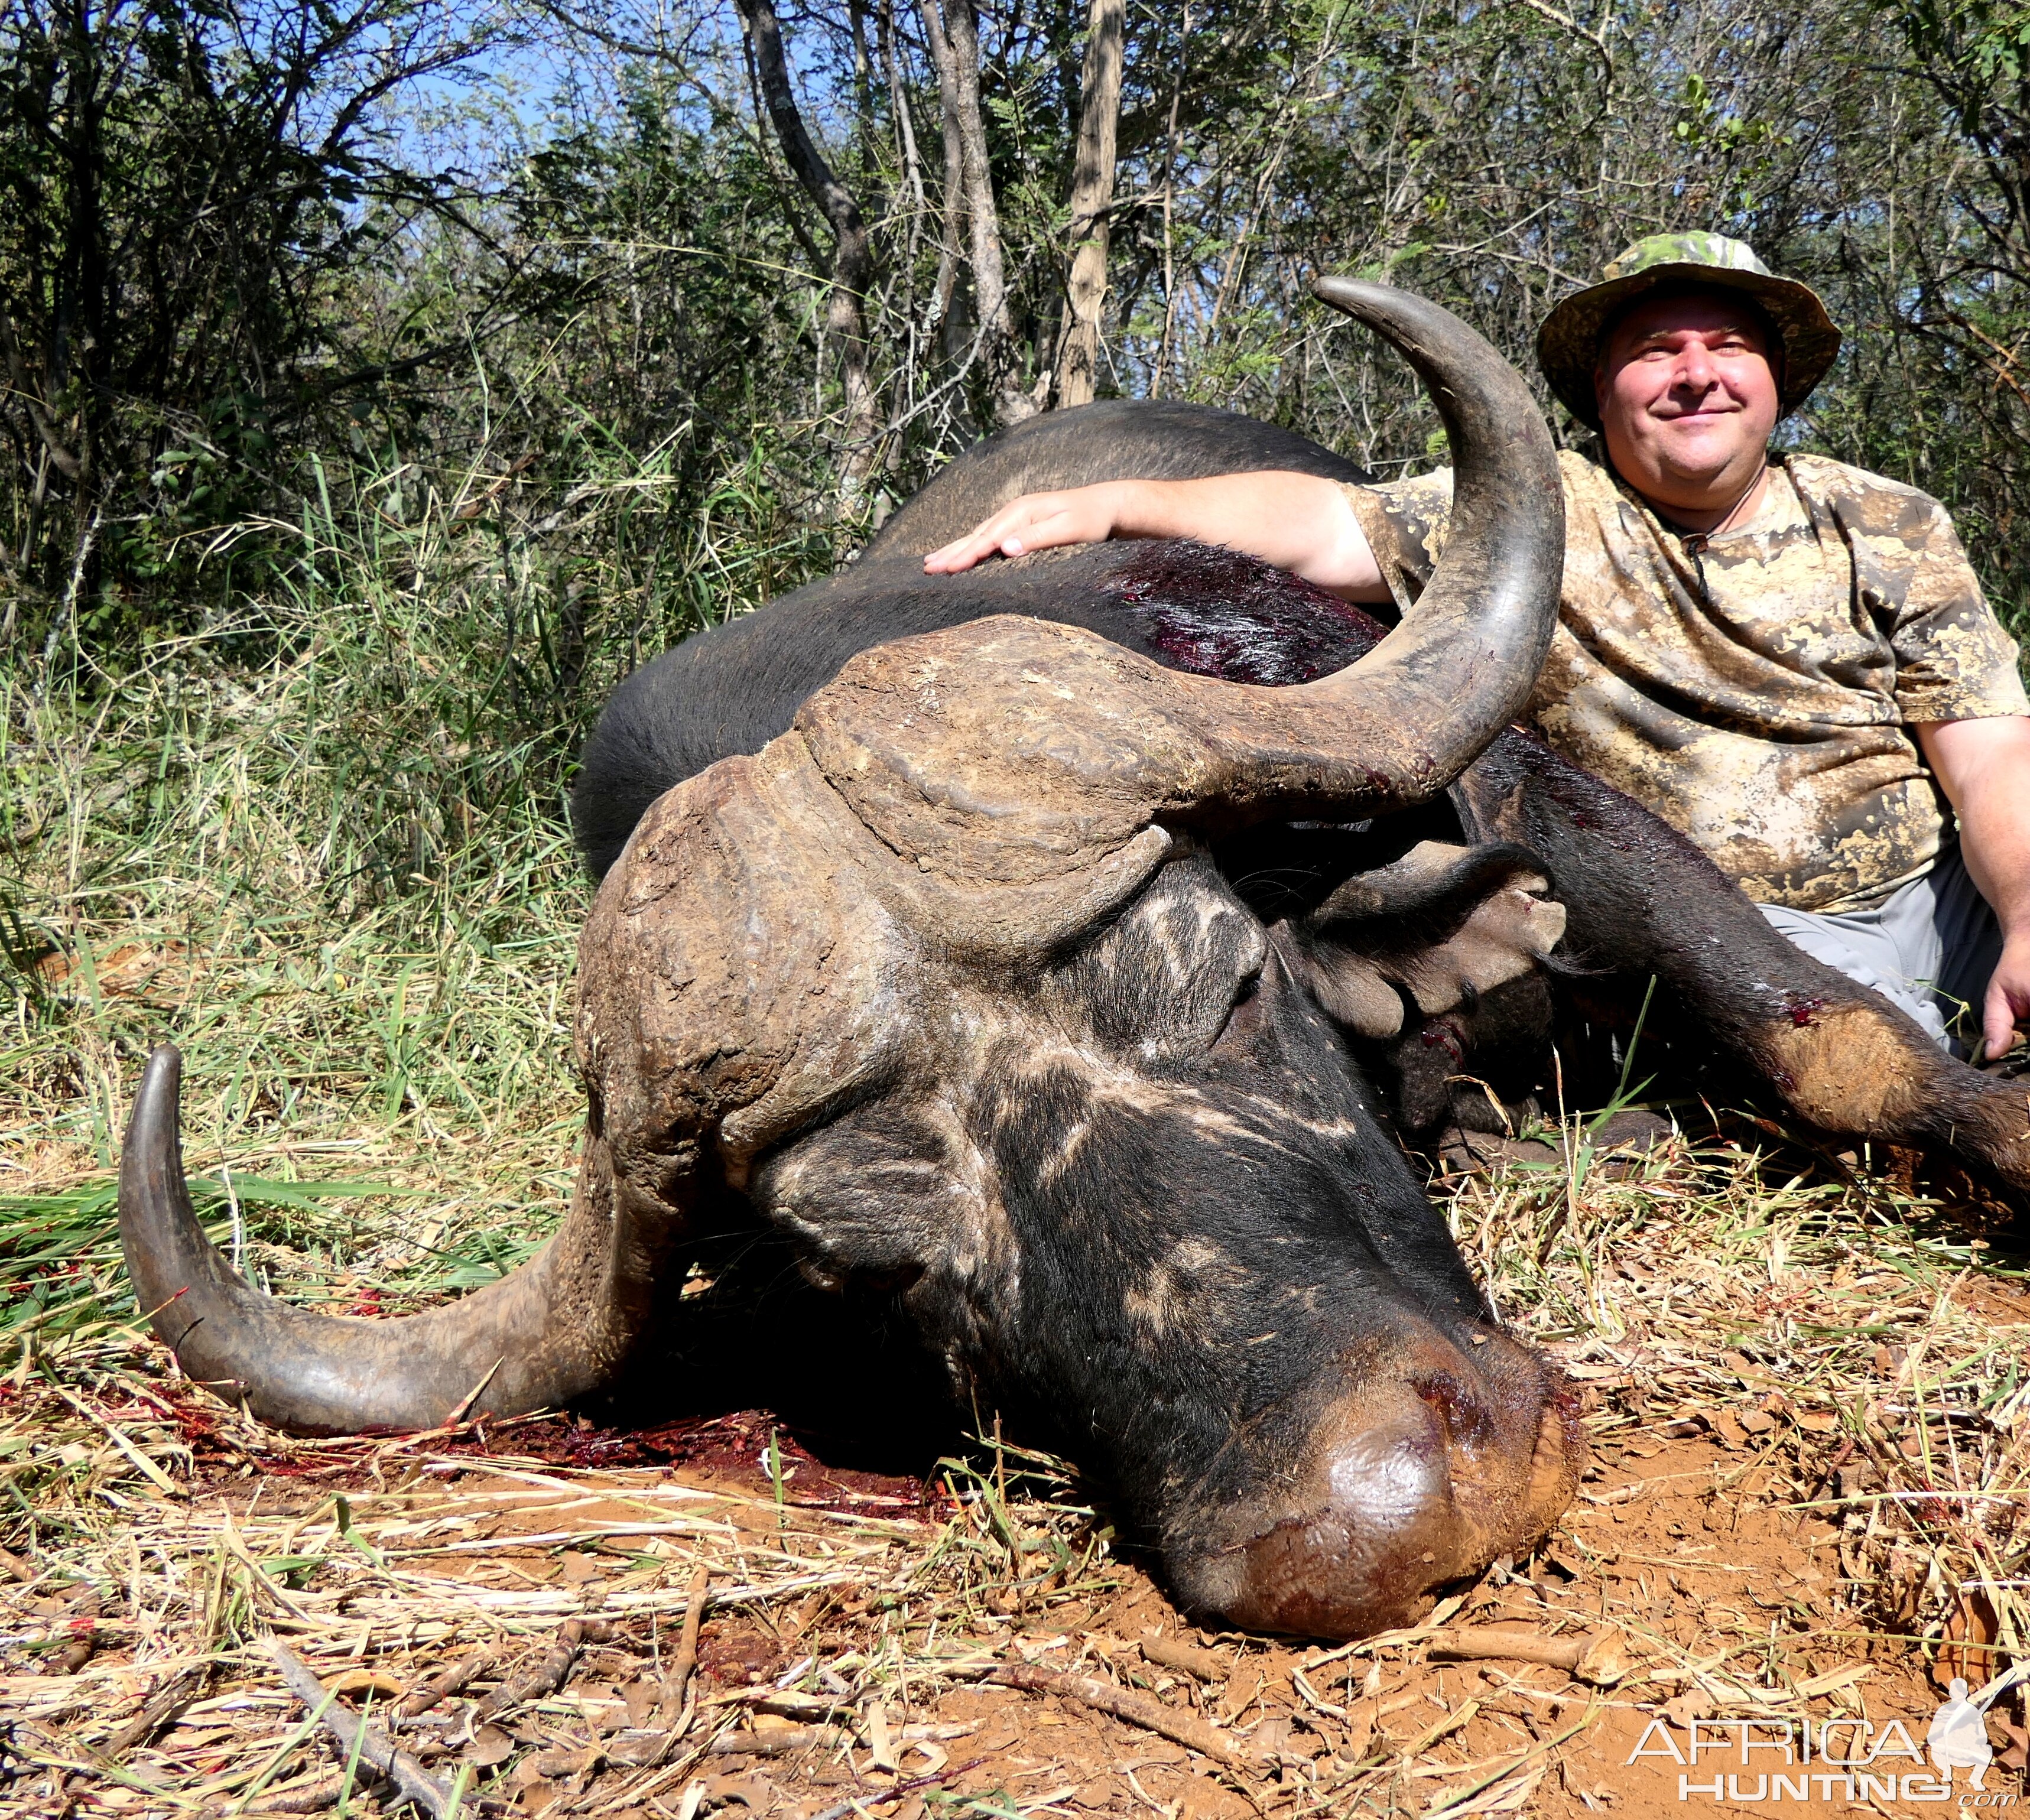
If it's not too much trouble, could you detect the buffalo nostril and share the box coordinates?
[1172,1331,1583,1639]
[1411,1369,1497,1448]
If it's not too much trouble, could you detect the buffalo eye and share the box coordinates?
[1211,961,1267,1055]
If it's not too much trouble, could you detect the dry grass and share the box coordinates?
[5,1106,2026,1818]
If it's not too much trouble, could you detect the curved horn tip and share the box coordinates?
[1310,274,1401,318]
[121,1042,190,1206]
[1309,274,1490,357]
[140,1041,183,1103]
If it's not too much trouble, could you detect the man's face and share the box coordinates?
[1593,289,1779,505]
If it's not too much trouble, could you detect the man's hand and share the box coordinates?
[920,470,1392,602]
[1917,714,2030,1060]
[924,484,1131,573]
[1987,930,2030,1064]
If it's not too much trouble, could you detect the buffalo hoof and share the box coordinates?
[1174,1329,1582,1638]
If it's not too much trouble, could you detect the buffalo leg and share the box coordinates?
[1452,729,2030,1205]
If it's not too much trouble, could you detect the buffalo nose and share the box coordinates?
[1176,1330,1581,1638]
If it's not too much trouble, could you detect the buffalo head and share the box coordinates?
[120,281,1581,1636]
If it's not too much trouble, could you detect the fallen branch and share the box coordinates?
[658,1564,710,1724]
[1140,1633,1229,1683]
[1427,1626,1626,1686]
[105,1663,209,1756]
[265,1638,465,1819]
[394,1649,492,1721]
[982,1662,1249,1764]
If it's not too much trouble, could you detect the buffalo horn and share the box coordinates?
[118,1045,675,1434]
[796,282,1563,895]
[1181,278,1564,818]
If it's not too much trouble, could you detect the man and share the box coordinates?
[924,234,2030,1064]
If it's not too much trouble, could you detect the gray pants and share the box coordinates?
[1758,843,2002,1057]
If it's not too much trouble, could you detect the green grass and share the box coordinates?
[2,440,840,1375]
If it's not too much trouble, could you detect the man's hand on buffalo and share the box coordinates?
[922,479,1131,568]
[923,469,1390,602]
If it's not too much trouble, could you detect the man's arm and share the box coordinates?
[1915,714,2030,1059]
[920,472,1392,602]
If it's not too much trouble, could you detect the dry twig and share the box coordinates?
[476,1616,604,1720]
[105,1662,209,1756]
[658,1562,711,1723]
[266,1637,465,1819]
[1140,1633,1229,1682]
[1427,1624,1627,1686]
[394,1648,493,1721]
[982,1662,1250,1764]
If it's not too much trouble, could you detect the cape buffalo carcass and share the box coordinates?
[119,282,2030,1642]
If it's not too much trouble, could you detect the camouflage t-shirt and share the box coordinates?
[1343,450,2030,911]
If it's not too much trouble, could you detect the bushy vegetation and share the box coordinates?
[11,0,2030,647]
[4,0,2029,1165]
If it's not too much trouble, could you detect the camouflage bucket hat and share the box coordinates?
[1536,232,1841,428]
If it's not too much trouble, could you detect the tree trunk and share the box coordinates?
[920,0,1034,425]
[915,0,969,368]
[1053,0,1125,409]
[733,0,881,490]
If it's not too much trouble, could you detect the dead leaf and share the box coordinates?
[326,1667,405,1699]
[1663,1689,1714,1727]
[1934,1591,1999,1689]
[558,1551,603,1585]
[622,1678,659,1728]
[469,1724,517,1766]
[1576,1631,1629,1688]
[868,1696,898,1770]
[1217,1666,1265,1724]
[1711,1412,1748,1448]
[534,1743,602,1778]
[35,940,193,996]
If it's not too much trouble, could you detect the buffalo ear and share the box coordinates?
[1287,841,1566,1040]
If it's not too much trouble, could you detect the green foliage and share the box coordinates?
[5,0,2030,661]
[0,0,509,620]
